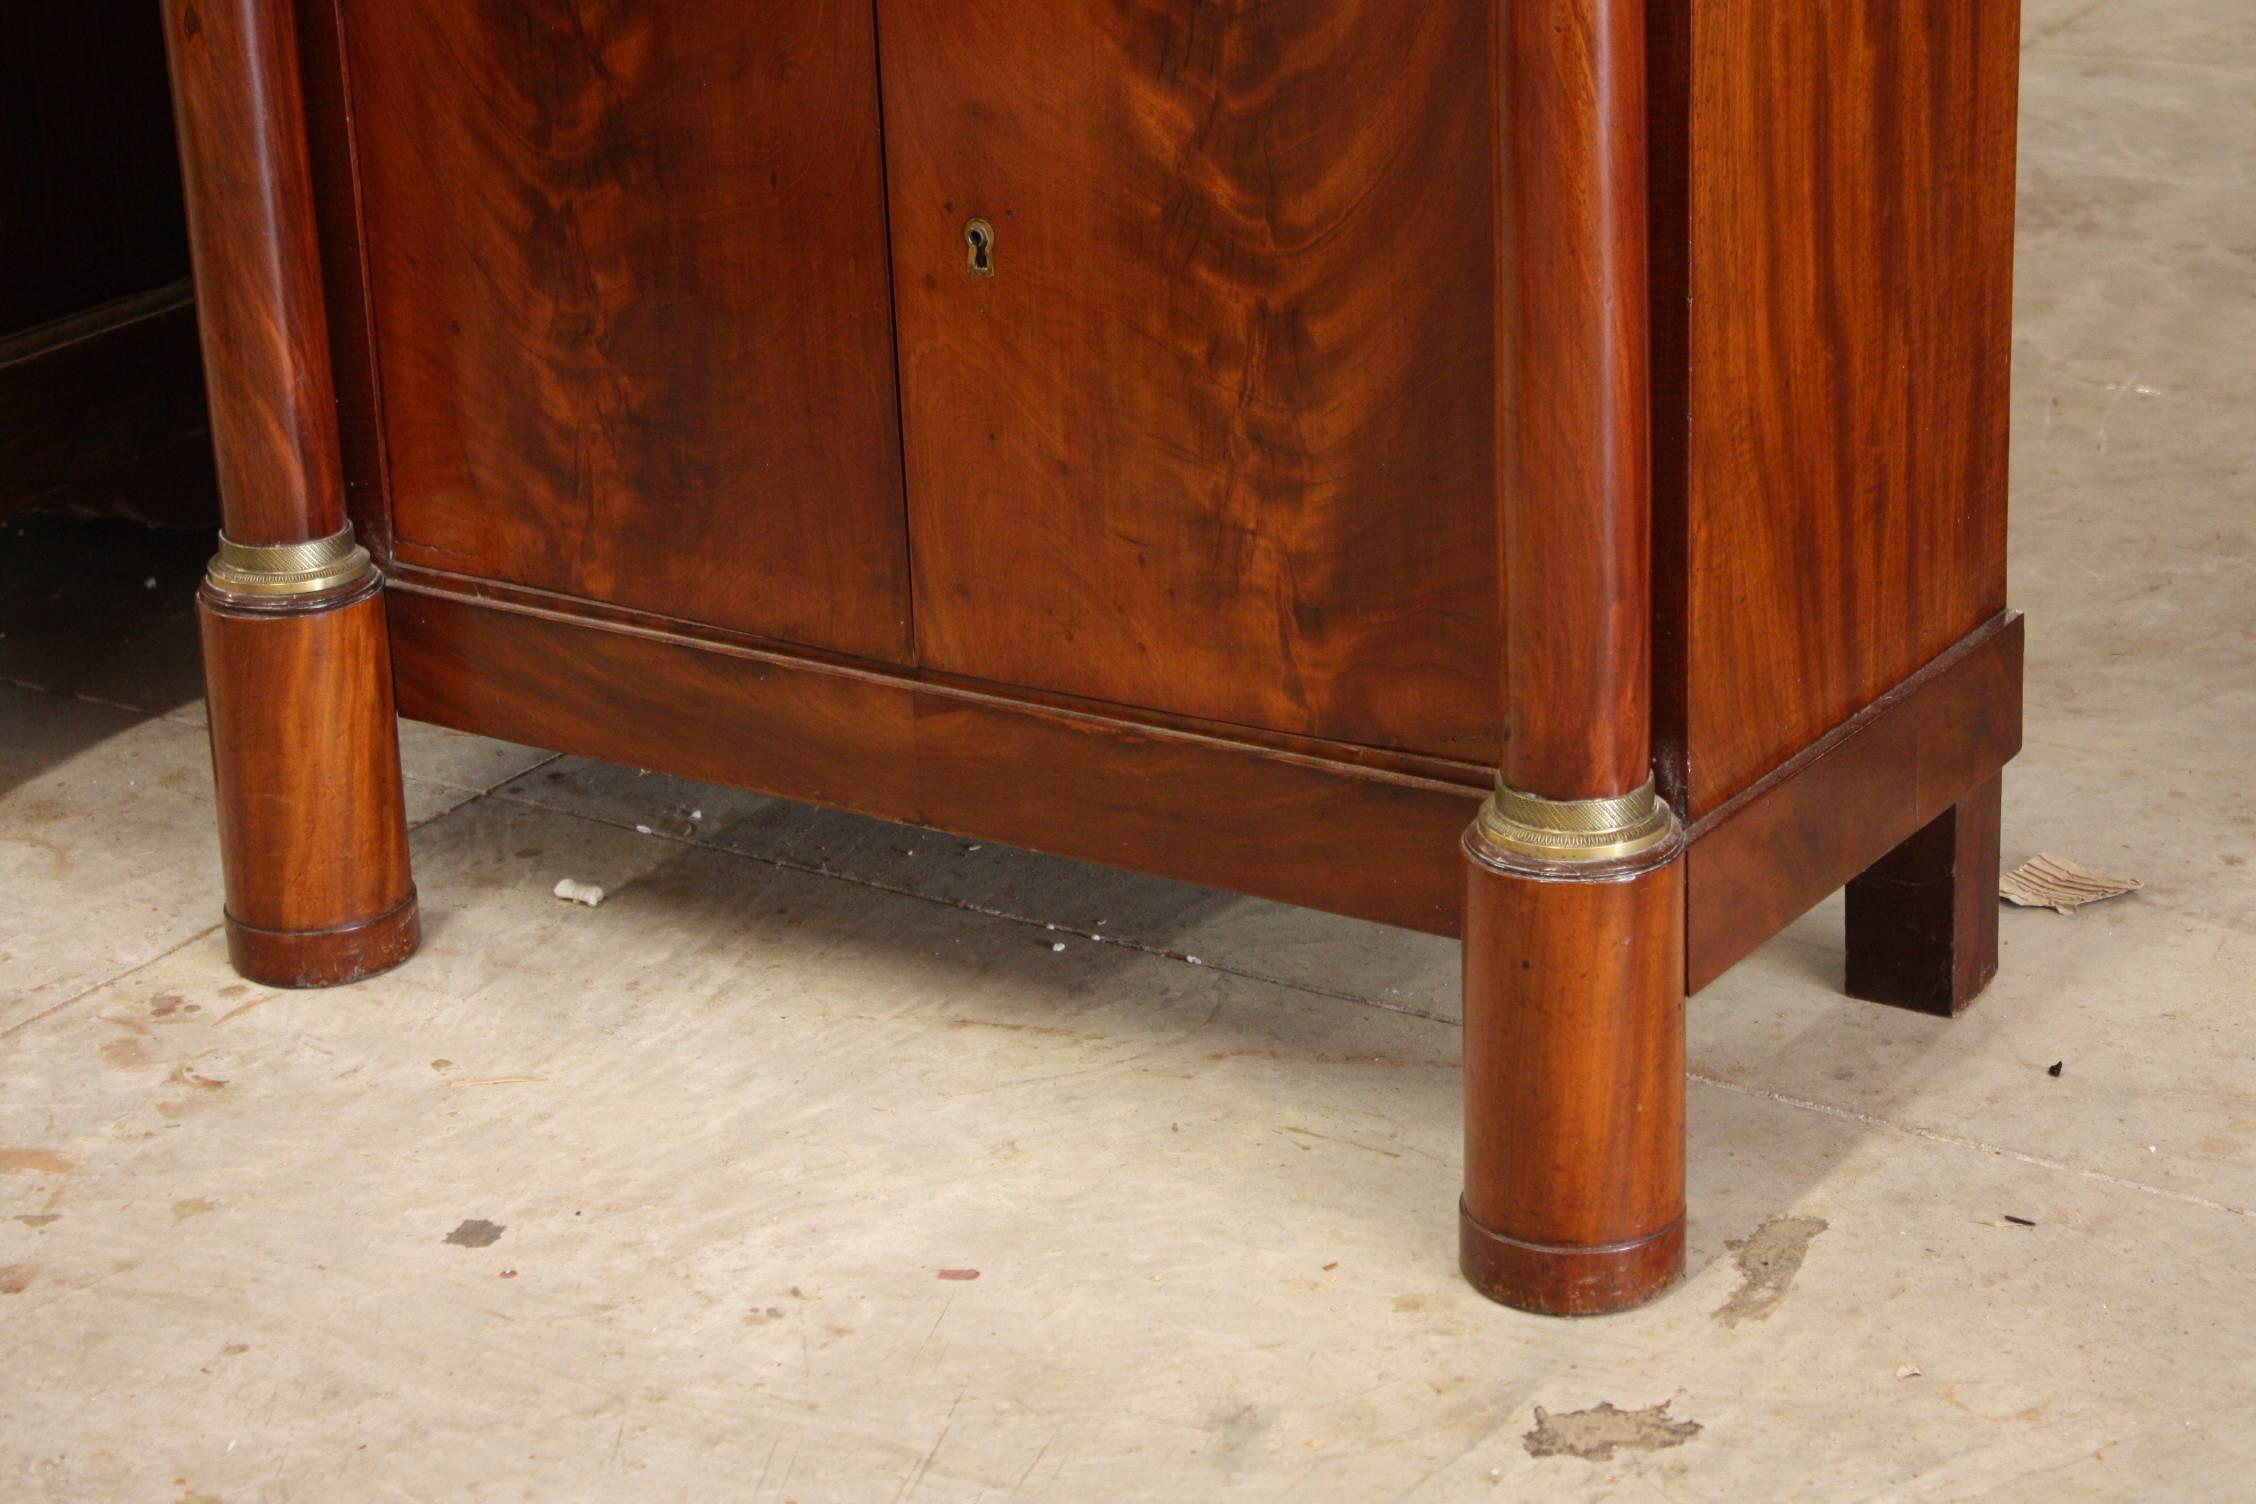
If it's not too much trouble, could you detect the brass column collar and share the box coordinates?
[206,524,372,597]
[1474,776,1679,864]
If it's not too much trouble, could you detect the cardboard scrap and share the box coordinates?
[1999,854,2142,915]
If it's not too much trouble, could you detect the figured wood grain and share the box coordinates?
[386,579,1482,936]
[1685,612,2022,993]
[878,0,1498,760]
[178,0,2034,1308]
[340,0,913,660]
[162,0,347,546]
[1496,0,1653,799]
[1678,0,2020,815]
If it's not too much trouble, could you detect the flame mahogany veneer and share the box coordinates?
[165,0,2024,1315]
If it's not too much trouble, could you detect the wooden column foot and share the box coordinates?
[1461,838,1686,1316]
[200,571,418,988]
[1845,773,2003,1017]
[1459,1202,1685,1313]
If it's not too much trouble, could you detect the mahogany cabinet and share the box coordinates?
[163,0,2024,1315]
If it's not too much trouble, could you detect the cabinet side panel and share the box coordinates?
[879,0,1500,761]
[341,1,913,661]
[1684,0,2018,815]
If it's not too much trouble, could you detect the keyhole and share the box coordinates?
[964,218,996,278]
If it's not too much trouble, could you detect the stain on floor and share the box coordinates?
[1715,1214,1829,1328]
[1209,1400,1279,1469]
[444,1219,505,1248]
[1523,1401,1702,1462]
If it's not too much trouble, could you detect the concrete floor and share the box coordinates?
[4,5,2252,1499]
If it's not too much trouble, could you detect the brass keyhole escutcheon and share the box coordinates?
[964,218,996,278]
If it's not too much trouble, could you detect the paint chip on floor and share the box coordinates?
[1523,1401,1702,1462]
[1715,1215,1828,1327]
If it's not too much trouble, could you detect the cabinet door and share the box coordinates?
[878,1,1498,760]
[344,1,912,662]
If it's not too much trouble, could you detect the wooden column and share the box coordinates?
[1460,0,1686,1315]
[165,0,418,986]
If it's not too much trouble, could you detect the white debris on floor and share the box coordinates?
[551,877,606,908]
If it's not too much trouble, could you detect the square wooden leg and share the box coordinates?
[1844,773,2002,1017]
